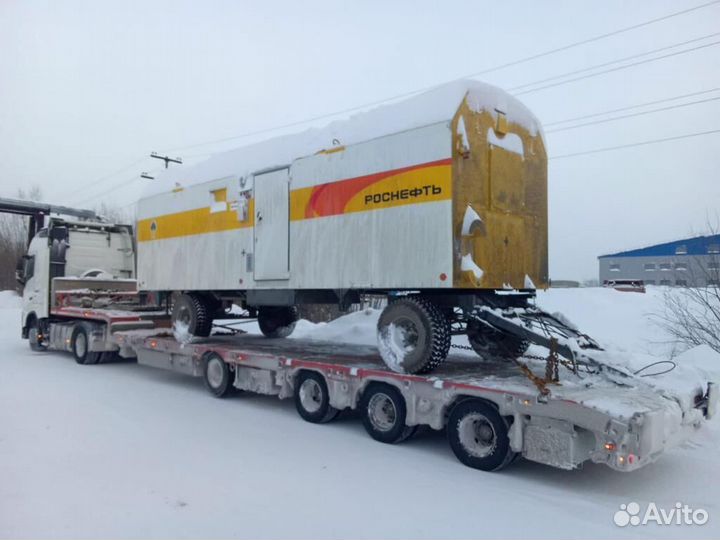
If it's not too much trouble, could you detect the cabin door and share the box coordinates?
[253,168,290,280]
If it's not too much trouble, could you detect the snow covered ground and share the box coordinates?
[1,287,718,539]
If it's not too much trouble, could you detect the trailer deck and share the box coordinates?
[112,328,716,473]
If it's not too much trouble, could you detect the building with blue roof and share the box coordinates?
[598,235,720,287]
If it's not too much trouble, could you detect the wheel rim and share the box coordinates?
[389,317,420,351]
[75,333,86,357]
[457,413,497,458]
[206,356,225,389]
[299,378,323,413]
[176,304,192,326]
[367,393,397,432]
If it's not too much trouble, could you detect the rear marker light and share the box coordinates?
[628,453,636,464]
[439,273,447,281]
[604,442,616,452]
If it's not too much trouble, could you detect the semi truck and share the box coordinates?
[6,198,718,474]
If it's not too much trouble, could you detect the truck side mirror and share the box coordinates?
[15,257,26,285]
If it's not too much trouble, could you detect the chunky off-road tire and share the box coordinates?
[377,297,451,374]
[294,371,339,424]
[258,306,298,338]
[172,293,213,338]
[27,318,47,352]
[466,319,529,361]
[71,324,102,365]
[447,399,516,472]
[202,352,235,398]
[360,383,417,444]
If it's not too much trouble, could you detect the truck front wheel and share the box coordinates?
[27,318,47,352]
[258,306,298,338]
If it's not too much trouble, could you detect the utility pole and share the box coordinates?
[150,152,182,169]
[140,172,155,180]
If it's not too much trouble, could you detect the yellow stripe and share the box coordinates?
[138,163,451,242]
[137,199,254,242]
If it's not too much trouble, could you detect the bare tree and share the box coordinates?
[0,186,42,291]
[654,224,720,354]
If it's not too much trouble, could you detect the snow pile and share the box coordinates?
[376,322,413,373]
[460,253,484,281]
[143,79,543,200]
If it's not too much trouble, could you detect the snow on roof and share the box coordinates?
[142,79,543,199]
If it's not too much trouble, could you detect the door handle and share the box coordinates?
[256,211,263,222]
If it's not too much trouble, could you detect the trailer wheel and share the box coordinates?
[202,352,234,398]
[71,325,102,365]
[294,371,339,423]
[447,399,516,472]
[27,318,47,352]
[360,383,417,444]
[258,306,298,338]
[466,319,529,361]
[377,297,450,374]
[172,293,213,339]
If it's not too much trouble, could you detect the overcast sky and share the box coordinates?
[1,0,719,280]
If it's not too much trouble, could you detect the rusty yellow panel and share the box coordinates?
[450,98,548,290]
[212,187,228,203]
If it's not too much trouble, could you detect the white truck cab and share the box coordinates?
[18,217,135,341]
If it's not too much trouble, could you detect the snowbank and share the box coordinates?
[0,290,21,309]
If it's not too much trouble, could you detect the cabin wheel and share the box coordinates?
[447,399,516,471]
[376,297,450,374]
[258,306,298,338]
[466,319,529,360]
[171,293,213,339]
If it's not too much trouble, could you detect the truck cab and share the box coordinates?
[18,217,135,340]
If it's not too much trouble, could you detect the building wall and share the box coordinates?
[599,254,720,287]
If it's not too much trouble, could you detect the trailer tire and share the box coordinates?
[71,324,102,365]
[447,399,516,472]
[172,293,213,338]
[360,383,416,444]
[27,318,47,352]
[377,297,451,374]
[258,306,298,338]
[466,319,529,361]
[294,371,339,423]
[202,352,235,398]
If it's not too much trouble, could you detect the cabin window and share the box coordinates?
[659,279,671,286]
[676,279,688,287]
[24,255,35,282]
[210,188,228,213]
[709,262,720,270]
[675,245,688,255]
[609,263,620,271]
[708,244,720,254]
[643,263,655,271]
[644,280,655,285]
[659,263,671,271]
[675,262,688,271]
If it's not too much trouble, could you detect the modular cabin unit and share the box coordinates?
[137,80,548,373]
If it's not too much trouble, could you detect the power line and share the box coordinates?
[546,96,720,133]
[544,87,720,126]
[459,0,720,79]
[161,1,720,153]
[60,156,148,202]
[516,40,720,95]
[509,31,720,92]
[74,167,162,207]
[549,128,720,159]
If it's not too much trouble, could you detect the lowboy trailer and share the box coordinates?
[107,318,715,473]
